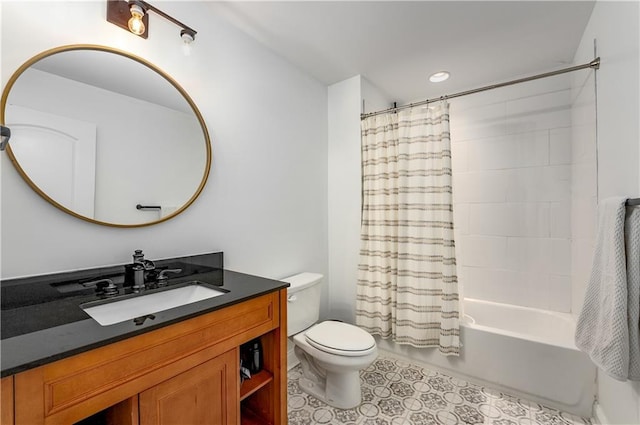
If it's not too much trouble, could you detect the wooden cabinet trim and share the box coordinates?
[1,376,14,425]
[14,291,282,425]
[44,294,275,416]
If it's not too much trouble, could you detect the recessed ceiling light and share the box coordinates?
[429,71,450,83]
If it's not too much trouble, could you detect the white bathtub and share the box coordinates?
[376,298,596,417]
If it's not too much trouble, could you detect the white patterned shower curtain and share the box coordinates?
[356,102,460,355]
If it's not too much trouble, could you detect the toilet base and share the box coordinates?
[298,370,363,409]
[295,346,364,409]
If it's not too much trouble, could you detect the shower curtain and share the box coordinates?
[356,102,460,355]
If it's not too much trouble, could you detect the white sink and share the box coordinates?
[82,282,227,326]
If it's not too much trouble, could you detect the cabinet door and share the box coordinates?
[139,349,239,425]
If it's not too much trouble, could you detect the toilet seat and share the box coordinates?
[305,321,376,357]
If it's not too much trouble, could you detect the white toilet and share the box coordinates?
[283,272,377,409]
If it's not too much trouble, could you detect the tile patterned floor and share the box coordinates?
[287,351,591,425]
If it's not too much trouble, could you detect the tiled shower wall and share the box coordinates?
[450,75,574,312]
[570,69,597,317]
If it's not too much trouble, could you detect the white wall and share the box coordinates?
[450,76,574,312]
[327,75,361,322]
[326,75,389,323]
[571,1,640,424]
[1,2,328,294]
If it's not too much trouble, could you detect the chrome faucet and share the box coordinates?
[131,260,156,292]
[129,249,156,291]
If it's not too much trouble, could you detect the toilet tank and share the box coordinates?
[282,272,323,336]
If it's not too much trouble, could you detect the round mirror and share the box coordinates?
[1,45,211,227]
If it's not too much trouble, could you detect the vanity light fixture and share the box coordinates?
[127,3,146,36]
[429,71,450,83]
[107,0,197,44]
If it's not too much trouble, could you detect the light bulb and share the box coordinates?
[180,29,195,44]
[180,29,195,56]
[182,43,192,56]
[128,4,146,36]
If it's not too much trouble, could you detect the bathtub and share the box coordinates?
[375,298,596,417]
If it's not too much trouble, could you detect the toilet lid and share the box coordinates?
[305,321,376,356]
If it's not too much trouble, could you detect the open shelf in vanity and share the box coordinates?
[241,369,274,401]
[239,326,286,425]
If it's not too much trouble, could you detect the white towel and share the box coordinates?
[575,197,640,381]
[625,205,640,380]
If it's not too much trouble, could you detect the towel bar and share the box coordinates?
[136,204,161,211]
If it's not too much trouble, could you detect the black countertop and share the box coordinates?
[1,252,289,377]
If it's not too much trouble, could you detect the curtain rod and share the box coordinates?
[361,57,600,119]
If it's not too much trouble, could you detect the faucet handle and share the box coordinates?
[82,278,118,296]
[157,268,182,286]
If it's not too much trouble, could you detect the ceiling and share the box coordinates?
[209,1,596,106]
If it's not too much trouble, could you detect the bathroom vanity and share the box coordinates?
[0,252,288,424]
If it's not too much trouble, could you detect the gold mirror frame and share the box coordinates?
[1,44,211,228]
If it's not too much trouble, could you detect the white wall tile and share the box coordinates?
[516,203,551,237]
[456,265,469,299]
[506,165,570,202]
[514,131,552,168]
[461,266,519,304]
[571,123,597,163]
[548,275,572,312]
[572,162,598,199]
[550,238,571,275]
[453,171,509,203]
[451,140,469,173]
[571,197,597,242]
[461,235,508,269]
[506,237,551,273]
[550,201,571,238]
[450,75,575,313]
[512,73,573,99]
[464,267,551,309]
[570,73,595,125]
[550,127,572,165]
[571,238,596,315]
[467,131,549,171]
[466,135,511,171]
[468,203,549,237]
[450,102,507,141]
[453,202,470,234]
[515,272,551,310]
[468,203,511,236]
[504,90,572,134]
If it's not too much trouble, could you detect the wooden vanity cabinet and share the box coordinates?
[139,349,239,424]
[7,290,287,425]
[1,377,14,424]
